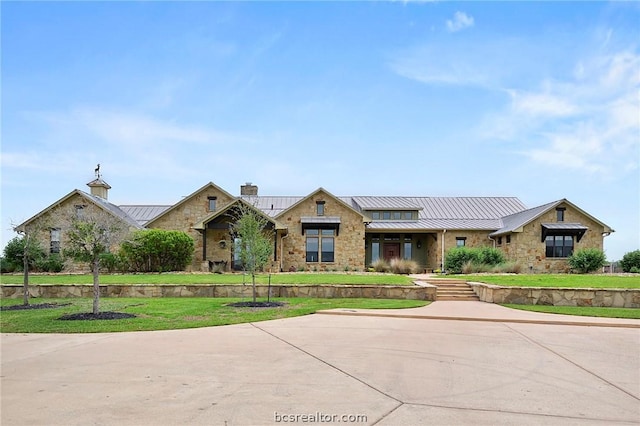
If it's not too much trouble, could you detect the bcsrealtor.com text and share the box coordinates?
[274,411,367,423]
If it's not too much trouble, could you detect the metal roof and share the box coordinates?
[490,200,560,236]
[541,223,589,230]
[366,218,504,231]
[300,216,342,224]
[352,196,423,210]
[119,205,172,226]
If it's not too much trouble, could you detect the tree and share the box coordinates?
[63,209,129,315]
[10,220,50,306]
[619,250,640,273]
[229,203,274,303]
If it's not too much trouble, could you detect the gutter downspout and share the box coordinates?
[488,235,496,248]
[441,229,446,272]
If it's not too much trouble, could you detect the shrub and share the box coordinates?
[619,250,640,273]
[567,248,607,274]
[34,254,65,273]
[478,247,506,266]
[0,257,17,273]
[444,247,480,274]
[99,252,128,273]
[371,259,390,273]
[389,258,420,274]
[120,229,194,273]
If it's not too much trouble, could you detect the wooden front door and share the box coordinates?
[383,243,400,261]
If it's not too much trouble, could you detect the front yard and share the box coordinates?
[461,274,640,289]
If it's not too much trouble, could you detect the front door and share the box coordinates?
[383,243,400,261]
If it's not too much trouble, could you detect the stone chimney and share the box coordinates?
[240,182,258,196]
[87,178,111,200]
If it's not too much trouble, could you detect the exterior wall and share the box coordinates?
[22,194,134,272]
[278,191,365,272]
[147,186,235,271]
[434,230,494,272]
[497,202,606,273]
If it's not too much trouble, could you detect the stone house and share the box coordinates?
[15,177,614,273]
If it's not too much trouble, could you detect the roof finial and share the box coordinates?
[95,163,101,179]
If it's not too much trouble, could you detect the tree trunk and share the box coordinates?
[22,252,29,306]
[252,273,256,303]
[92,259,100,315]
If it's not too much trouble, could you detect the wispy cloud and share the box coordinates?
[446,12,474,33]
[484,48,640,178]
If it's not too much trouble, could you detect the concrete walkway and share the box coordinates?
[2,302,639,425]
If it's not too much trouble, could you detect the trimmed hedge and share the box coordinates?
[444,247,506,274]
[119,229,194,273]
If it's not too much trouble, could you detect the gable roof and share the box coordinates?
[145,182,236,227]
[273,188,366,221]
[15,189,142,232]
[490,199,614,236]
[192,198,286,231]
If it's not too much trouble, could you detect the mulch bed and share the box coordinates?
[227,301,285,308]
[59,312,137,321]
[1,303,71,311]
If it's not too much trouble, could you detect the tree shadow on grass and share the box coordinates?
[1,303,71,311]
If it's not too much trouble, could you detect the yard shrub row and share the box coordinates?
[444,247,506,274]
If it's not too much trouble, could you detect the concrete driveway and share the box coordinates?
[2,302,639,425]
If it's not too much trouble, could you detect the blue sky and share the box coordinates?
[2,1,638,260]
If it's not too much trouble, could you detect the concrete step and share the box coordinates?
[437,295,480,301]
[430,279,479,301]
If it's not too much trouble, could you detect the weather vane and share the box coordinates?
[95,163,101,179]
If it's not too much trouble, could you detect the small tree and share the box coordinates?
[63,209,129,315]
[567,248,607,274]
[619,250,640,273]
[229,203,274,303]
[10,220,50,306]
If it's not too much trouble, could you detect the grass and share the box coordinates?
[460,274,640,289]
[503,304,640,319]
[0,297,428,333]
[0,272,414,286]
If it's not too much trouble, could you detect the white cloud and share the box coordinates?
[485,48,640,179]
[446,12,474,33]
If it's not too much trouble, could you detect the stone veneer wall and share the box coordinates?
[278,190,366,272]
[501,202,607,273]
[1,284,434,301]
[469,282,640,308]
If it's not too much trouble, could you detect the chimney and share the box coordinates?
[241,182,258,196]
[87,178,111,200]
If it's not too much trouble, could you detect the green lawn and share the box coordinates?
[0,297,428,333]
[503,304,640,319]
[0,272,414,286]
[461,274,640,289]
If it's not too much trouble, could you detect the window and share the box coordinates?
[393,212,402,220]
[74,205,85,219]
[456,237,466,247]
[383,211,391,220]
[404,212,413,220]
[506,235,511,244]
[306,229,335,262]
[545,235,573,258]
[50,228,61,254]
[316,201,325,216]
[556,208,565,222]
[208,197,217,212]
[403,235,412,260]
[497,237,503,245]
[371,212,380,220]
[371,237,380,263]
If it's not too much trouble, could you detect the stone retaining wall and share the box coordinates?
[1,284,435,301]
[469,282,640,308]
